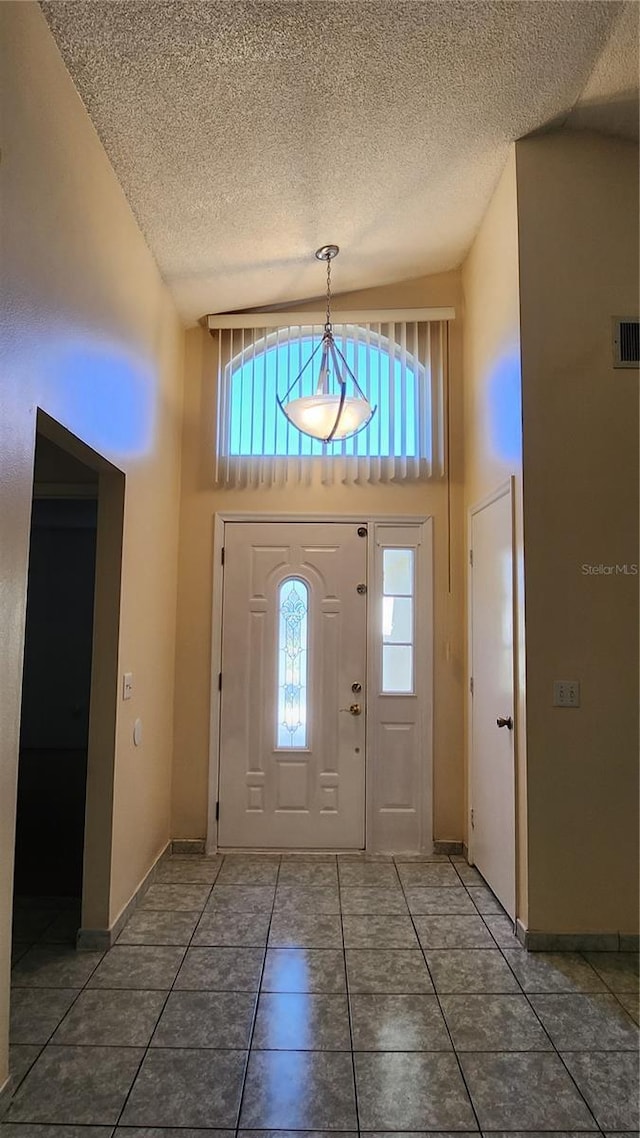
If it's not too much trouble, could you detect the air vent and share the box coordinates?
[613,318,639,368]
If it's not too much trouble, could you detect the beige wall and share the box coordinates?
[517,132,639,935]
[462,150,528,921]
[0,2,184,1089]
[172,272,467,846]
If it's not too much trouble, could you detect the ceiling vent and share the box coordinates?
[613,318,639,368]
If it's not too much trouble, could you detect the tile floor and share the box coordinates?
[3,852,639,1135]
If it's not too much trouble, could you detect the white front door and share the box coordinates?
[218,522,367,848]
[470,484,516,918]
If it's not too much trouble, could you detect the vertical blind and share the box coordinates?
[209,310,451,488]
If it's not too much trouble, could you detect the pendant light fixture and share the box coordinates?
[277,245,376,442]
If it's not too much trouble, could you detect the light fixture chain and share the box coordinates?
[325,257,332,333]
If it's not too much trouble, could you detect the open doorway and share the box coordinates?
[12,414,125,960]
[12,438,98,951]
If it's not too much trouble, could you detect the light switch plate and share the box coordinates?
[553,680,580,707]
[123,672,133,701]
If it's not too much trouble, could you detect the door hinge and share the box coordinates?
[469,548,473,567]
[470,807,475,830]
[221,547,225,565]
[469,676,474,696]
[218,672,222,692]
[215,801,220,822]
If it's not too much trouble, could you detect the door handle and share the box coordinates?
[496,716,513,730]
[340,704,362,716]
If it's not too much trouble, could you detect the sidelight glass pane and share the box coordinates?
[382,596,413,644]
[277,577,308,748]
[383,548,413,595]
[383,645,413,693]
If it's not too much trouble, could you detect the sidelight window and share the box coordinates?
[382,548,415,693]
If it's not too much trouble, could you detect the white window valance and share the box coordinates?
[209,308,452,488]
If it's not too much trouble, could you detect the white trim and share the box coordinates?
[207,308,456,330]
[206,512,432,855]
[467,477,518,917]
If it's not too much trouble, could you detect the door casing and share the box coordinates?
[207,512,433,854]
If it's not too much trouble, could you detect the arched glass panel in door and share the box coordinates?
[277,577,309,748]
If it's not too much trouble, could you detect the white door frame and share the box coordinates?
[206,512,433,854]
[467,477,519,918]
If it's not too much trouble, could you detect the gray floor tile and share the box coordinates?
[175,946,265,990]
[8,1047,42,1091]
[151,990,256,1048]
[338,863,400,888]
[396,863,460,888]
[11,947,104,989]
[394,850,452,862]
[354,1051,476,1129]
[466,886,505,915]
[7,1045,143,1124]
[140,884,211,912]
[10,989,79,1045]
[51,989,166,1046]
[616,990,639,1023]
[583,952,639,993]
[120,1048,247,1127]
[561,1051,640,1130]
[345,949,434,993]
[274,887,340,915]
[1,1127,114,1138]
[239,1049,357,1129]
[253,992,351,1050]
[426,949,520,993]
[350,993,451,1050]
[11,944,32,967]
[11,912,58,942]
[530,992,639,1050]
[363,1133,478,1138]
[117,910,200,946]
[414,915,495,949]
[342,914,418,949]
[207,885,275,913]
[192,910,270,947]
[115,1131,230,1138]
[482,913,522,949]
[459,1052,597,1130]
[504,950,607,993]
[216,861,280,886]
[453,863,485,886]
[404,888,476,916]
[262,949,346,993]
[440,993,552,1051]
[154,859,222,884]
[278,862,338,887]
[268,913,342,949]
[239,1132,356,1138]
[38,912,80,946]
[88,946,184,990]
[340,888,408,915]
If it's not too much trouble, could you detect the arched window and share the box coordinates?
[213,317,448,486]
[277,577,309,749]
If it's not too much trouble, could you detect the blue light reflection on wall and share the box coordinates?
[228,331,419,458]
[44,338,155,459]
[487,350,522,464]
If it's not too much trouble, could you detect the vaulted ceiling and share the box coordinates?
[41,1,639,324]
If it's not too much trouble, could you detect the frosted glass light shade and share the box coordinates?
[282,393,373,441]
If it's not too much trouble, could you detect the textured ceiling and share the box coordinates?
[41,1,637,324]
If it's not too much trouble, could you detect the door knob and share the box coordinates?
[496,716,513,730]
[340,704,362,716]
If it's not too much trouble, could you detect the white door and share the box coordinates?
[218,522,367,848]
[470,485,516,918]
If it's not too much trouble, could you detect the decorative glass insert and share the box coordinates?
[382,549,414,693]
[277,577,309,748]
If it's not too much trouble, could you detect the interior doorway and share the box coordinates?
[12,413,125,955]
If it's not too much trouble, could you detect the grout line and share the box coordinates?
[232,854,281,1134]
[109,857,225,1131]
[339,856,362,1136]
[395,855,484,1135]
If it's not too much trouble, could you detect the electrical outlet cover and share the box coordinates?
[553,680,580,707]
